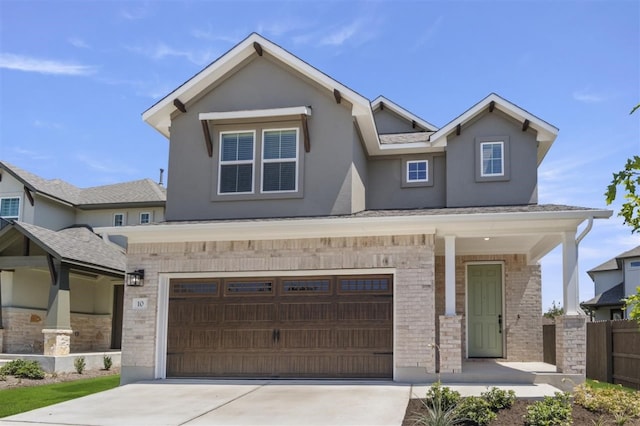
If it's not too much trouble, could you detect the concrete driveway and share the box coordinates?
[0,380,412,426]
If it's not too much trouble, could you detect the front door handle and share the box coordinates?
[498,314,502,334]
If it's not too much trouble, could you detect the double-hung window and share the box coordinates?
[262,129,298,192]
[480,141,504,177]
[219,131,255,194]
[406,160,428,183]
[140,212,151,224]
[114,213,124,226]
[0,197,19,220]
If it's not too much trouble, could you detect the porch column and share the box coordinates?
[439,235,462,373]
[43,259,72,356]
[561,231,579,315]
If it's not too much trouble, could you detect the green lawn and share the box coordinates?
[0,375,120,418]
[586,378,638,393]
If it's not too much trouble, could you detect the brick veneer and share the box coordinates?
[439,315,462,373]
[124,234,437,380]
[555,315,586,374]
[434,254,542,362]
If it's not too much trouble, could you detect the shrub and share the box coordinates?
[103,355,113,371]
[524,392,572,426]
[74,356,86,374]
[0,359,45,379]
[413,392,463,426]
[481,387,516,410]
[456,396,496,426]
[426,382,461,412]
[574,383,640,418]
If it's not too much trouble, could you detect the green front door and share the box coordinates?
[468,264,503,357]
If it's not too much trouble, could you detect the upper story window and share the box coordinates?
[406,160,428,183]
[114,213,124,227]
[140,212,151,224]
[0,197,19,220]
[219,131,255,194]
[630,260,640,269]
[262,129,298,192]
[480,141,504,177]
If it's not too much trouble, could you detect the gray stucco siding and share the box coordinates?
[374,108,422,134]
[366,154,446,210]
[445,111,538,207]
[165,56,360,221]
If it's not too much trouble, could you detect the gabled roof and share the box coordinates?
[371,96,438,132]
[0,161,166,208]
[581,283,625,308]
[142,34,558,161]
[588,245,640,276]
[6,221,125,275]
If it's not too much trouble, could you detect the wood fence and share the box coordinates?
[586,320,640,389]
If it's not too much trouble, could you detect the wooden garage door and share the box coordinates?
[167,275,393,378]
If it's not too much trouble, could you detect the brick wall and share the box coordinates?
[124,234,437,377]
[556,315,586,374]
[70,313,112,352]
[435,254,542,361]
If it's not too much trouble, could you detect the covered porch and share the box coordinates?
[0,221,125,369]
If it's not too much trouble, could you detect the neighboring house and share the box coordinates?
[0,161,166,357]
[98,33,611,384]
[582,245,640,321]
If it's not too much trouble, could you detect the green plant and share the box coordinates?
[425,382,461,412]
[0,359,45,380]
[74,357,86,374]
[456,396,496,426]
[481,386,516,410]
[574,383,640,418]
[413,389,463,426]
[103,355,113,371]
[524,392,572,426]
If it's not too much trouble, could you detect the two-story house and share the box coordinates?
[99,34,611,385]
[0,161,165,362]
[582,245,640,320]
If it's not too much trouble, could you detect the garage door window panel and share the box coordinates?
[282,278,331,294]
[225,280,273,295]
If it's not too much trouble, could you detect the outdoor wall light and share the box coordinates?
[126,269,145,287]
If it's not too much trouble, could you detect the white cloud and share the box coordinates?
[292,17,379,49]
[33,120,63,130]
[127,43,217,66]
[319,20,363,46]
[0,53,97,76]
[76,154,137,175]
[68,37,90,49]
[120,6,148,21]
[573,88,608,103]
[412,16,444,50]
[13,147,50,161]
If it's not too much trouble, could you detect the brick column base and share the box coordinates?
[42,329,72,356]
[0,328,4,353]
[555,315,586,374]
[439,315,462,373]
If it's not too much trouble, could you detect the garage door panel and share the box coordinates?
[280,328,333,348]
[279,302,336,321]
[338,301,392,321]
[222,329,273,349]
[336,328,392,349]
[168,274,393,378]
[224,303,276,322]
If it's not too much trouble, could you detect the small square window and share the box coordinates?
[480,142,504,177]
[140,212,150,224]
[0,197,20,220]
[114,213,124,227]
[407,160,428,182]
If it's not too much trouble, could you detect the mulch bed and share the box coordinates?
[0,367,120,390]
[403,398,640,425]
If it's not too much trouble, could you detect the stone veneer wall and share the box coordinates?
[435,254,542,361]
[123,234,436,382]
[0,308,112,353]
[555,315,586,374]
[1,307,46,353]
[70,313,112,352]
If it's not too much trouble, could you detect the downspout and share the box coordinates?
[573,216,594,315]
[576,216,594,245]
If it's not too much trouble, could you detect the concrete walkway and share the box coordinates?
[0,380,563,426]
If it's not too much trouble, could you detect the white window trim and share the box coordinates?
[629,260,640,269]
[260,127,299,194]
[406,160,429,183]
[480,141,505,177]
[113,213,125,227]
[140,212,151,224]
[217,130,256,195]
[0,196,21,221]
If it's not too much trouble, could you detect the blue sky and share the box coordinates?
[0,0,638,311]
